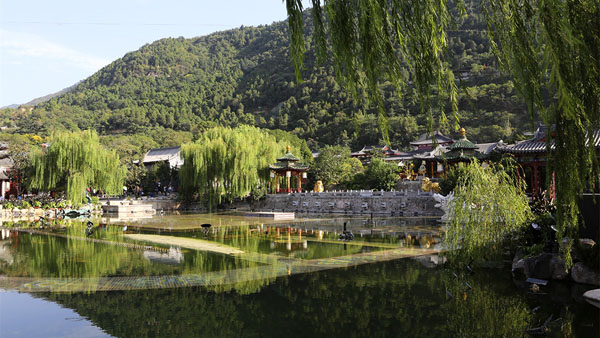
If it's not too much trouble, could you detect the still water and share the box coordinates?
[0,214,598,337]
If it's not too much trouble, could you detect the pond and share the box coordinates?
[0,213,598,337]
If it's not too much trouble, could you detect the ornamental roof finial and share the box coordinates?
[459,127,466,137]
[286,145,291,152]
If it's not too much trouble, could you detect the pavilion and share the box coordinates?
[435,128,487,166]
[269,146,309,193]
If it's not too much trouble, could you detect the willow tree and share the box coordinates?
[180,126,291,208]
[29,130,126,204]
[443,161,531,264]
[286,0,599,265]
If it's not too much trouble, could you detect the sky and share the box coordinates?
[0,0,298,107]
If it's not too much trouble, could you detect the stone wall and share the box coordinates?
[249,182,442,216]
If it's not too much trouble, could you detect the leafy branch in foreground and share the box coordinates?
[286,0,464,142]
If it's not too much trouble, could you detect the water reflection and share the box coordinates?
[21,258,598,338]
[0,215,443,294]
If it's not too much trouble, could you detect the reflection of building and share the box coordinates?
[142,146,183,170]
[143,247,184,265]
[0,143,14,198]
[270,146,309,193]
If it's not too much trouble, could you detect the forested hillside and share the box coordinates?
[1,1,531,151]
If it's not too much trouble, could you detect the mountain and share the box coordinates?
[24,82,80,106]
[0,83,78,110]
[2,1,531,150]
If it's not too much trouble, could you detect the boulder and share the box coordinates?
[511,253,568,281]
[571,262,600,286]
[526,253,554,280]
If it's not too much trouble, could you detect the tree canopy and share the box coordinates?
[180,126,306,207]
[286,0,599,265]
[443,161,531,264]
[29,130,126,203]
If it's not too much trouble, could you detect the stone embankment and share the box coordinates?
[249,188,442,217]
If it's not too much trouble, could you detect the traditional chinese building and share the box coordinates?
[0,143,15,198]
[410,130,454,151]
[436,128,487,165]
[350,145,404,161]
[269,146,309,193]
[495,124,599,195]
[142,146,184,170]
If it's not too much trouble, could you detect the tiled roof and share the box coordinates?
[497,127,600,155]
[448,136,478,150]
[351,145,402,157]
[143,146,181,163]
[269,162,309,171]
[276,151,301,162]
[0,157,13,167]
[410,131,453,146]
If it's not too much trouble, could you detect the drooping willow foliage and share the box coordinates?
[481,0,599,267]
[287,0,599,266]
[180,126,292,208]
[29,130,126,204]
[443,161,531,264]
[286,0,463,138]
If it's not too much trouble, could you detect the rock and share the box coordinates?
[571,263,600,286]
[550,255,568,280]
[526,253,555,280]
[511,253,568,281]
[583,289,600,309]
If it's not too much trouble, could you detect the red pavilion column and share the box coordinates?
[533,162,539,196]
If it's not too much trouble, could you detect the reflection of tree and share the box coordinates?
[37,259,557,338]
[0,222,265,281]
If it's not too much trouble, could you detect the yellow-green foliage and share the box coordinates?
[180,126,293,207]
[444,161,531,263]
[29,130,126,203]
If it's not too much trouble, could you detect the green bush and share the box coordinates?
[19,201,31,209]
[4,202,14,210]
[33,201,42,208]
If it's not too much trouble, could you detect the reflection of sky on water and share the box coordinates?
[0,291,113,338]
